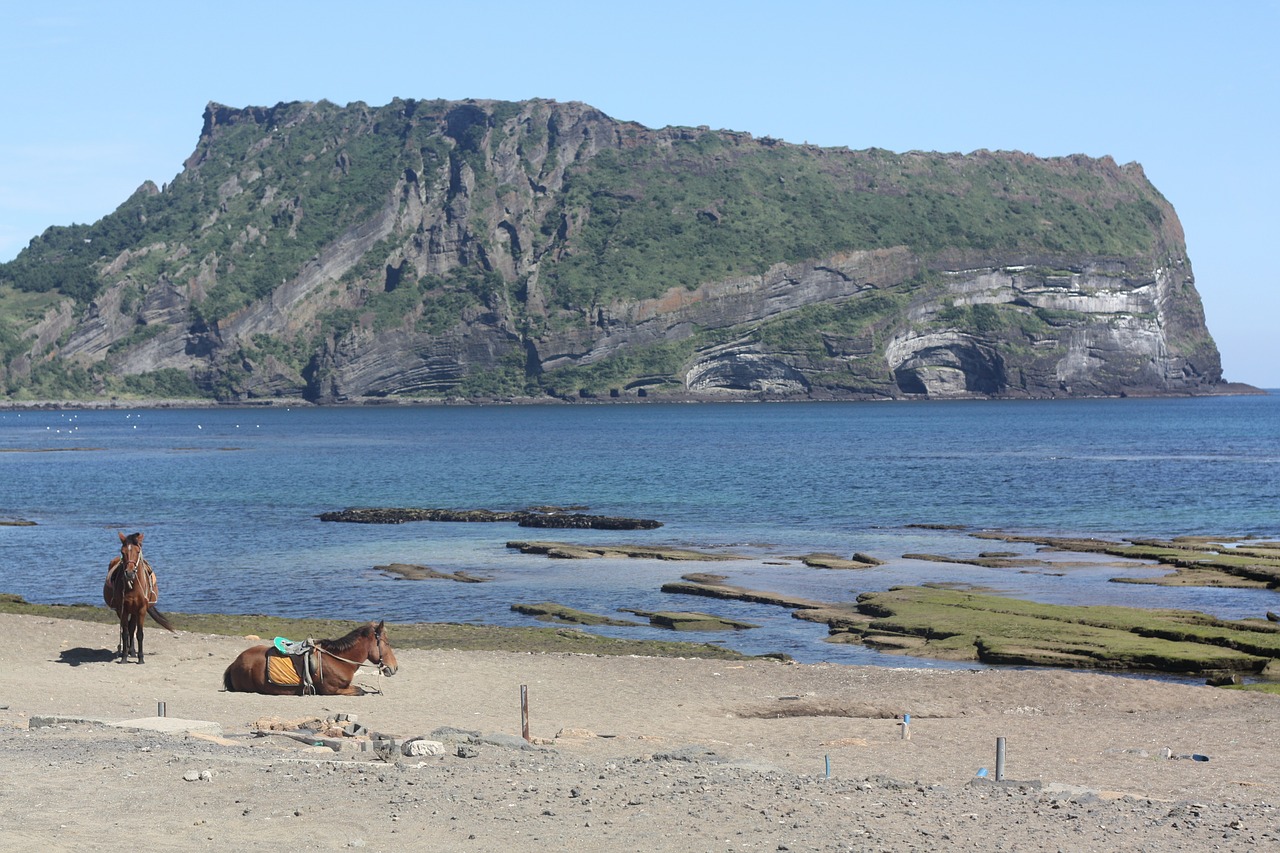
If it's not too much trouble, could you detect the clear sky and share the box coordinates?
[1,0,1276,386]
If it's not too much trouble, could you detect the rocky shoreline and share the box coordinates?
[493,533,1280,680]
[0,382,1266,412]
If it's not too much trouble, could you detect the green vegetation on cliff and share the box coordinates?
[544,140,1164,309]
[0,98,1214,403]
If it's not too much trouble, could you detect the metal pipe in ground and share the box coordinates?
[520,684,530,742]
[995,736,1006,781]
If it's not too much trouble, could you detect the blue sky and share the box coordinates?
[2,1,1276,386]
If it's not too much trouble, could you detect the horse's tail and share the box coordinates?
[222,666,238,692]
[147,604,177,634]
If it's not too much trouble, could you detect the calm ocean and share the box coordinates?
[2,395,1277,666]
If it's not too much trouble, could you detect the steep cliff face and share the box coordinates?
[0,98,1229,402]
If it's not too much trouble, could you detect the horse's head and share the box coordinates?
[117,531,145,589]
[370,621,398,677]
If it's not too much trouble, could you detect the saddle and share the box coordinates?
[266,638,322,694]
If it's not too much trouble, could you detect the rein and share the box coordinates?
[314,633,394,680]
[316,647,382,668]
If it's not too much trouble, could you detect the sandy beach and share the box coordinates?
[1,611,1277,851]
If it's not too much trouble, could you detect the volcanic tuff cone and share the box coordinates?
[0,98,1231,402]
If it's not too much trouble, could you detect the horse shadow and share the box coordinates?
[57,647,117,666]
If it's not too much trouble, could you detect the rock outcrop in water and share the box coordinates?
[319,507,662,530]
[0,98,1243,402]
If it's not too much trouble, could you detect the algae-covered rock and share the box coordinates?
[619,609,759,631]
[795,552,884,569]
[374,563,488,582]
[973,531,1280,588]
[823,586,1280,674]
[507,541,738,561]
[511,602,642,627]
[661,577,826,610]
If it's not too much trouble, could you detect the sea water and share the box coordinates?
[1,395,1277,665]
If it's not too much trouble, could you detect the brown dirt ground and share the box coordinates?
[1,612,1277,851]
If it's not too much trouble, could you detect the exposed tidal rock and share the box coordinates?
[373,563,488,582]
[510,602,642,627]
[507,541,736,561]
[795,552,884,569]
[1206,673,1244,687]
[661,577,826,610]
[902,552,1054,569]
[973,530,1280,588]
[807,586,1280,673]
[618,608,760,631]
[319,507,661,530]
[514,513,662,531]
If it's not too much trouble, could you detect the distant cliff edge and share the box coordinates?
[0,98,1247,403]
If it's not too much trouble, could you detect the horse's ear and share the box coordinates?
[375,620,385,634]
[135,531,144,544]
[118,531,127,544]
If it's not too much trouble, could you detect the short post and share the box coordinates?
[157,701,166,718]
[520,684,530,742]
[995,736,1006,781]
[900,712,911,740]
[825,754,830,778]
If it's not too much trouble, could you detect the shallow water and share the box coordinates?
[1,394,1277,665]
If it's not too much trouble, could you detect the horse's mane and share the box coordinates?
[123,532,143,547]
[318,623,375,654]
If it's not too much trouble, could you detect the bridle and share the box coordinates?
[316,628,395,677]
[120,543,144,591]
[375,630,392,675]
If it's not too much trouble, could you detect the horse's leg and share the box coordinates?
[315,662,361,695]
[135,618,144,664]
[321,683,361,696]
[127,612,140,660]
[117,618,129,662]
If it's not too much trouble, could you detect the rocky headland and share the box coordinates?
[0,98,1249,405]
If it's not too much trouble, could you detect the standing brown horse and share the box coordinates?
[222,621,398,695]
[103,531,175,663]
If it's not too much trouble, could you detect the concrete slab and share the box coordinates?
[111,716,223,736]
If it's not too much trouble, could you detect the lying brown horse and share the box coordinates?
[102,531,176,663]
[222,621,398,695]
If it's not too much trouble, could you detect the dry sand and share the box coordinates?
[0,612,1276,851]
